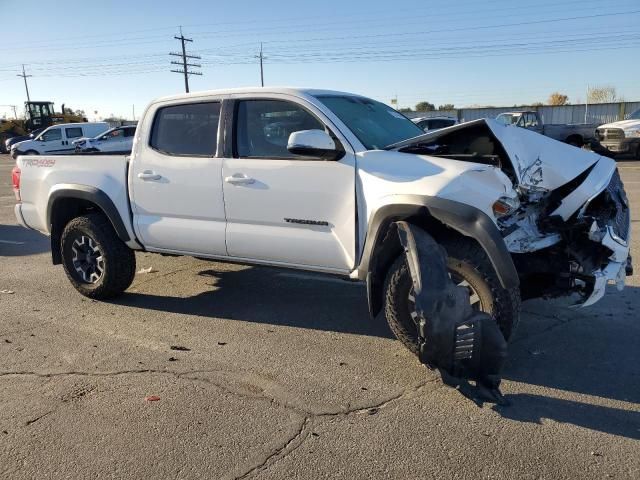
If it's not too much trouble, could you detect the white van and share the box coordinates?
[11,122,110,158]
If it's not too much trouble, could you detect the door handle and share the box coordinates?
[225,174,255,185]
[138,170,162,181]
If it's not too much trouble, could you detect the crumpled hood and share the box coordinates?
[390,118,603,191]
[598,119,640,132]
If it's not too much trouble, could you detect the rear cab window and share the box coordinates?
[150,102,221,156]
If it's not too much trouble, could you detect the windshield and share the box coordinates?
[314,95,423,150]
[629,109,640,120]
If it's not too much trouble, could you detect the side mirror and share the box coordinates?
[287,129,343,160]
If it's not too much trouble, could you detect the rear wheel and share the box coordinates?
[383,237,520,356]
[61,214,136,299]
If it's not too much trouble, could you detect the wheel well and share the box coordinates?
[49,198,107,264]
[367,214,475,317]
[565,134,583,145]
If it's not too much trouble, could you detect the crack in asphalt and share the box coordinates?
[0,368,440,479]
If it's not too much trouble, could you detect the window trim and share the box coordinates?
[148,100,222,158]
[232,97,343,161]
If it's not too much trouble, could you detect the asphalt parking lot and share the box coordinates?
[0,153,638,479]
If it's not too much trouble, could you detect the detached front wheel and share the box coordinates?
[61,214,136,299]
[383,237,520,356]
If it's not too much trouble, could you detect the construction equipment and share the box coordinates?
[0,101,87,153]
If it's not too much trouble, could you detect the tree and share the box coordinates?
[547,92,569,105]
[587,86,617,104]
[438,104,455,111]
[398,107,412,112]
[530,102,544,107]
[415,101,435,112]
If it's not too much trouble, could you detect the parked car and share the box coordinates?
[4,128,45,153]
[12,88,631,364]
[74,125,136,154]
[412,116,457,132]
[10,122,109,158]
[594,108,640,159]
[495,110,598,147]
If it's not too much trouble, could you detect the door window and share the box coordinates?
[65,127,83,139]
[41,128,62,141]
[124,127,136,137]
[150,102,220,156]
[524,113,539,128]
[235,99,324,159]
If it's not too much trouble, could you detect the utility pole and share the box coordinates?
[17,65,32,103]
[170,27,202,93]
[255,43,267,87]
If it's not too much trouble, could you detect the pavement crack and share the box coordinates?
[233,416,311,480]
[25,410,53,426]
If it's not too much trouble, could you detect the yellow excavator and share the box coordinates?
[0,101,87,153]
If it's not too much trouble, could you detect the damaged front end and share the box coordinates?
[391,119,632,306]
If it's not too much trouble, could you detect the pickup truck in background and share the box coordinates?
[495,110,598,147]
[11,88,631,360]
[594,108,640,159]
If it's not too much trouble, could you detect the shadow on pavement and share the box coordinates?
[493,394,640,440]
[0,224,49,257]
[115,265,393,339]
[114,264,640,438]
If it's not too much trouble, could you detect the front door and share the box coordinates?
[222,97,356,272]
[38,127,66,153]
[130,100,227,256]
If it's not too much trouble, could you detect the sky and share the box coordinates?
[1,0,639,120]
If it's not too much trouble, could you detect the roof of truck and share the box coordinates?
[153,87,362,103]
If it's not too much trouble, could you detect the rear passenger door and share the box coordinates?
[130,100,227,256]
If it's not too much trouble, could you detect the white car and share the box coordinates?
[12,87,631,367]
[11,122,109,158]
[412,116,457,132]
[73,125,136,154]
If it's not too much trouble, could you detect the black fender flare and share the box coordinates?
[47,184,131,263]
[359,196,519,318]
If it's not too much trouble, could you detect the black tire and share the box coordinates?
[635,144,640,160]
[565,136,583,148]
[383,236,521,356]
[61,213,136,299]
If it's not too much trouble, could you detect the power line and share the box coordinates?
[170,28,202,93]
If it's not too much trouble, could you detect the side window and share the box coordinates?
[150,102,220,156]
[526,113,539,128]
[417,120,430,130]
[108,129,124,139]
[65,127,83,139]
[41,128,62,142]
[124,128,136,137]
[235,99,324,159]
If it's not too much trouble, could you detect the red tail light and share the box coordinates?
[11,165,21,203]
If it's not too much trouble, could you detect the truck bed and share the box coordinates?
[16,154,133,239]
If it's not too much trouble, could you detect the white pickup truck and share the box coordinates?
[11,88,632,356]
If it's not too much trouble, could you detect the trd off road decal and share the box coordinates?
[22,158,56,168]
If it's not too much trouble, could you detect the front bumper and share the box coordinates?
[10,148,24,159]
[593,137,640,155]
[579,169,632,306]
[581,227,630,306]
[14,204,29,229]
